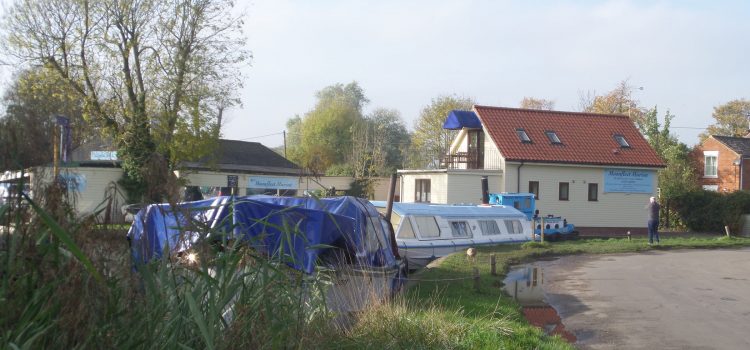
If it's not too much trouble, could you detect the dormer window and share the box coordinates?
[516,128,531,143]
[545,131,562,144]
[613,134,630,148]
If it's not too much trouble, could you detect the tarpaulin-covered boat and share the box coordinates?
[127,195,404,312]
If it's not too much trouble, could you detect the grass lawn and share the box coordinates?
[338,235,750,349]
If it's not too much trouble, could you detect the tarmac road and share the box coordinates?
[540,248,750,350]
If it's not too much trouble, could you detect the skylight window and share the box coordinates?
[545,131,562,144]
[516,128,531,143]
[613,134,630,148]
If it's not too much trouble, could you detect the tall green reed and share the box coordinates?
[1,189,340,349]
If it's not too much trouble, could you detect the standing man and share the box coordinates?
[646,196,660,245]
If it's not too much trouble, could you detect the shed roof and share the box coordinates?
[182,139,300,175]
[71,138,300,175]
[473,105,665,168]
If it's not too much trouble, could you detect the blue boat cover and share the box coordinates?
[442,110,482,130]
[128,197,360,273]
[127,196,398,273]
[248,195,397,269]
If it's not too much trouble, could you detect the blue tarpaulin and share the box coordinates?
[247,195,398,269]
[127,196,359,273]
[442,110,481,130]
[127,196,398,273]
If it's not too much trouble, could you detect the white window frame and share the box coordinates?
[702,184,719,192]
[704,151,718,178]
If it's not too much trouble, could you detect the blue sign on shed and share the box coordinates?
[603,169,655,193]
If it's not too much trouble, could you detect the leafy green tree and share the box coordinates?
[350,108,410,177]
[409,95,475,169]
[0,68,84,169]
[286,82,368,175]
[640,106,699,227]
[1,0,248,202]
[367,108,410,175]
[700,99,750,140]
[519,97,555,110]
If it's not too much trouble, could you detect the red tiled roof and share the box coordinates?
[474,105,665,168]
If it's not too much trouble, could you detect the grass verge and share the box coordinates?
[337,235,750,349]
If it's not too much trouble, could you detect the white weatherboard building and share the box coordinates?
[7,138,399,222]
[399,106,665,234]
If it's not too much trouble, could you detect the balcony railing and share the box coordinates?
[441,151,483,169]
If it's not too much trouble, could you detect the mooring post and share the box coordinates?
[490,254,497,276]
[541,217,545,243]
[473,267,480,291]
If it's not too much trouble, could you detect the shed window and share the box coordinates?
[415,179,431,202]
[449,221,472,238]
[516,128,532,143]
[545,131,562,144]
[613,134,630,148]
[479,220,502,235]
[414,216,440,238]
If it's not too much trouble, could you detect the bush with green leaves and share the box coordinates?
[672,190,750,233]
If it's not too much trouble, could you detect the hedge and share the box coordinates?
[671,190,750,233]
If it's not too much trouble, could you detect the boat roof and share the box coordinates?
[370,201,527,218]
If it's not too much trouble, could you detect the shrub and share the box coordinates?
[672,190,750,234]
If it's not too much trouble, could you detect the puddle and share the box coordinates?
[503,264,576,343]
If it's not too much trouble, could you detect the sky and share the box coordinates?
[1,0,749,148]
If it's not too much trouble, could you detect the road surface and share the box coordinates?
[540,248,750,350]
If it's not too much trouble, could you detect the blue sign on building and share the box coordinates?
[248,176,298,190]
[90,151,118,161]
[603,169,654,193]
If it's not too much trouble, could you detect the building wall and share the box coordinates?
[742,158,750,191]
[446,172,503,204]
[691,138,741,192]
[398,171,502,204]
[399,172,448,203]
[299,176,400,200]
[33,167,127,219]
[484,130,504,171]
[504,163,657,228]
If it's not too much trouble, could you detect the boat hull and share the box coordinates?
[398,238,529,269]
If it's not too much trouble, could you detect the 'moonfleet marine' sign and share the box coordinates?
[248,176,298,190]
[603,169,654,193]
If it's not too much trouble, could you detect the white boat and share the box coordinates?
[371,201,533,268]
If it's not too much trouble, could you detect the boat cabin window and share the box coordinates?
[414,216,441,238]
[398,217,416,239]
[504,220,524,234]
[449,221,472,238]
[479,220,502,235]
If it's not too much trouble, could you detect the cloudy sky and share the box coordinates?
[2,0,749,147]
